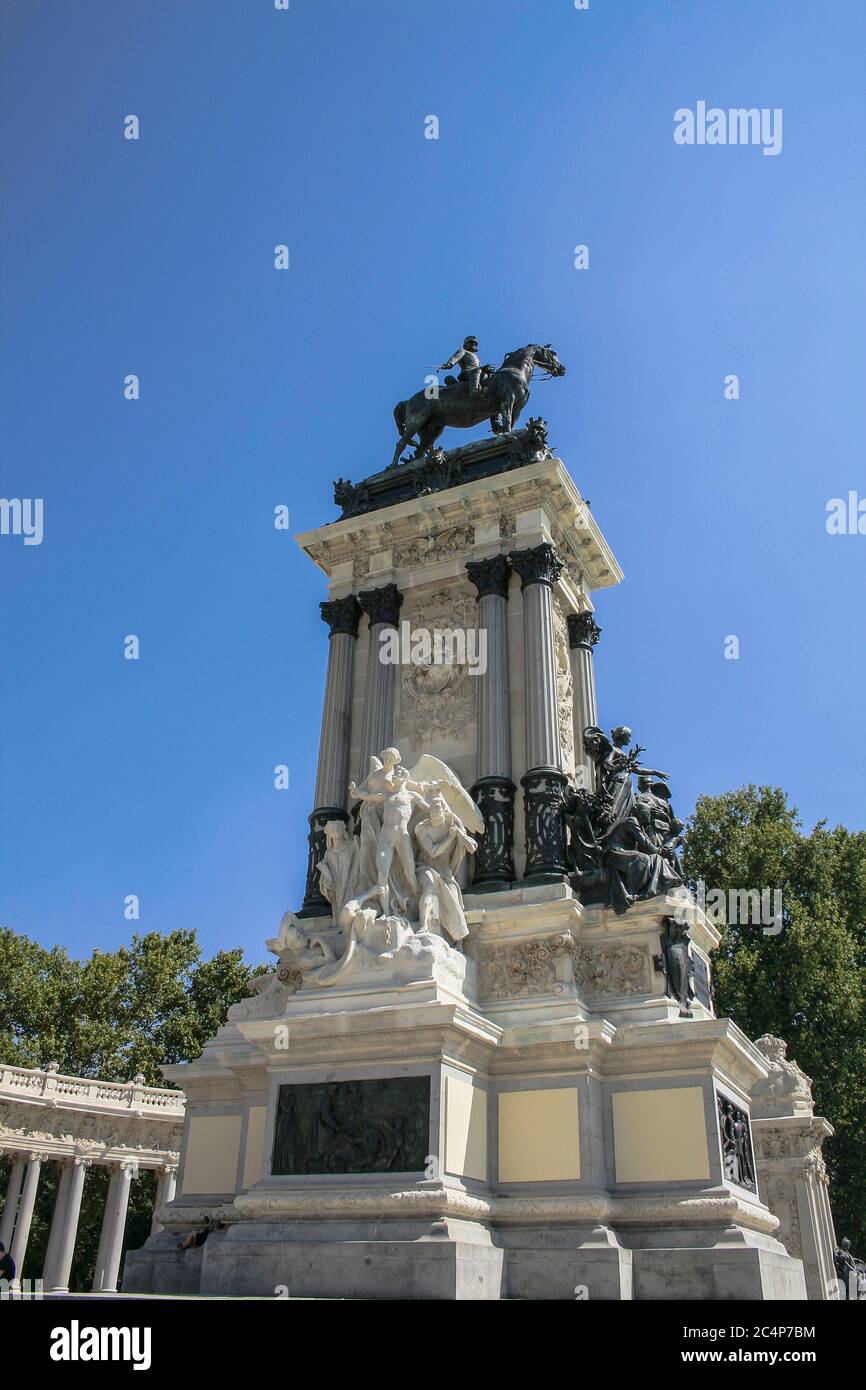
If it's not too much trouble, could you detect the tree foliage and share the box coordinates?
[683,786,866,1249]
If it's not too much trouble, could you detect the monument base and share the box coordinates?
[123,889,812,1301]
[125,1212,804,1301]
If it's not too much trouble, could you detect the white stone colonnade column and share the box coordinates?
[9,1152,44,1284]
[92,1160,137,1293]
[151,1164,178,1233]
[47,1156,90,1293]
[0,1156,26,1250]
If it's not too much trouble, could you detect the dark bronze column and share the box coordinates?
[356,582,403,777]
[298,594,362,918]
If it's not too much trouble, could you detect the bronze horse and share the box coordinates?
[390,343,565,469]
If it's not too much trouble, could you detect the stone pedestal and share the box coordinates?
[124,432,817,1301]
[124,883,807,1302]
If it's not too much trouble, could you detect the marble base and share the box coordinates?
[123,887,811,1301]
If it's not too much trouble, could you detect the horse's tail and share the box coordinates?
[393,400,407,436]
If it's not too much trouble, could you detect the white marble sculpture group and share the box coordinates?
[268,749,484,989]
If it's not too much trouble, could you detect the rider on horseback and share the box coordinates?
[438,336,488,394]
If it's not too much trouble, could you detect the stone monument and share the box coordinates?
[124,340,839,1300]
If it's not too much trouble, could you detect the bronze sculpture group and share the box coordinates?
[565,725,686,913]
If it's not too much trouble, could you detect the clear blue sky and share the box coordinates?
[2,0,864,964]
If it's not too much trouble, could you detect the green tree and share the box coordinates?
[0,927,267,1289]
[683,786,866,1250]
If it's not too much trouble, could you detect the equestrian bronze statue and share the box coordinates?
[390,342,565,469]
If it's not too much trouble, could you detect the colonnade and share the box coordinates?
[0,1149,177,1294]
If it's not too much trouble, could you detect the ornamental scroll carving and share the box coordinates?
[478,932,576,1001]
[573,943,652,997]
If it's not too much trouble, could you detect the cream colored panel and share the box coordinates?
[242,1105,268,1190]
[498,1087,580,1182]
[612,1086,710,1183]
[181,1114,242,1195]
[445,1075,487,1181]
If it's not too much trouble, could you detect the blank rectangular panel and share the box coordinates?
[181,1114,242,1195]
[445,1075,488,1182]
[498,1087,580,1182]
[612,1087,710,1183]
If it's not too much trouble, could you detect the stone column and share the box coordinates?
[42,1160,73,1291]
[91,1167,118,1292]
[151,1165,178,1233]
[93,1160,136,1293]
[466,555,515,889]
[50,1156,90,1294]
[9,1152,43,1282]
[0,1157,26,1249]
[298,594,362,918]
[751,1033,839,1300]
[509,543,569,883]
[357,583,403,775]
[567,611,601,790]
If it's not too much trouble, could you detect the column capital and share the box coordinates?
[466,554,510,600]
[357,582,403,628]
[508,542,564,590]
[567,611,602,650]
[320,594,362,638]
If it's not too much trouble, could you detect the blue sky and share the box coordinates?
[2,0,864,964]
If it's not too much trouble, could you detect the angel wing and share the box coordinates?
[405,754,485,835]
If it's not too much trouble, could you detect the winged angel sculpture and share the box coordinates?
[268,749,484,989]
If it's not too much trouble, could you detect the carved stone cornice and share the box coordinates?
[357,582,403,628]
[508,541,564,590]
[465,554,510,601]
[566,611,601,650]
[297,458,623,599]
[320,594,362,638]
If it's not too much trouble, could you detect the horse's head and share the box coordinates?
[532,343,566,377]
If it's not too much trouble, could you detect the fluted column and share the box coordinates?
[42,1160,74,1290]
[509,543,569,883]
[151,1165,178,1233]
[50,1156,90,1293]
[357,582,403,774]
[466,555,515,889]
[9,1152,43,1283]
[93,1160,136,1293]
[0,1157,25,1249]
[567,611,601,790]
[299,594,362,917]
[92,1167,118,1292]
